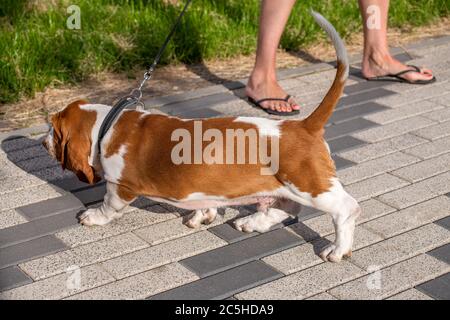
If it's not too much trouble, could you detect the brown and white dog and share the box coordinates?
[43,12,360,262]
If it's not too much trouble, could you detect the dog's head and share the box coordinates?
[43,99,101,185]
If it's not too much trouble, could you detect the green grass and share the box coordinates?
[1,0,449,103]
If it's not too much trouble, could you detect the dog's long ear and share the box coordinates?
[67,133,101,185]
[51,112,68,169]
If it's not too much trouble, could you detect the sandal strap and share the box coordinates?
[393,65,423,77]
[255,95,291,104]
[406,64,422,73]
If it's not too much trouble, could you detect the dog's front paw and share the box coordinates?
[79,208,112,227]
[319,243,352,263]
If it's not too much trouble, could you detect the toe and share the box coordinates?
[288,97,300,110]
[275,102,282,112]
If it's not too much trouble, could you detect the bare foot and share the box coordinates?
[362,51,434,83]
[245,75,300,113]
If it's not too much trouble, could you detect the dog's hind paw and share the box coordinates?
[319,243,352,263]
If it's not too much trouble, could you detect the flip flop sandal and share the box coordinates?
[247,95,300,116]
[366,64,436,85]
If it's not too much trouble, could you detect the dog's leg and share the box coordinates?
[312,179,361,262]
[234,198,291,233]
[80,182,136,226]
[185,208,217,228]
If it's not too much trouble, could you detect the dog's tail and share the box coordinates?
[303,10,349,132]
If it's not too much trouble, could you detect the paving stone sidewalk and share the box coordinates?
[1,36,450,300]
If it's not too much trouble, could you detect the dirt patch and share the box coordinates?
[1,17,449,132]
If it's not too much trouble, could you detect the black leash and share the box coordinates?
[97,0,192,153]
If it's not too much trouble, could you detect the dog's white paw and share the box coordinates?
[79,208,112,227]
[234,212,271,233]
[234,208,290,233]
[185,208,217,229]
[319,243,352,263]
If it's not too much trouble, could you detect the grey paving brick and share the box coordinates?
[0,209,80,248]
[49,176,93,192]
[101,231,226,280]
[4,144,48,163]
[413,120,450,141]
[17,193,85,220]
[329,254,449,300]
[1,137,43,153]
[364,100,443,124]
[145,85,228,108]
[405,35,450,51]
[422,107,450,123]
[58,207,175,248]
[14,155,59,173]
[352,116,436,143]
[208,223,257,243]
[20,232,148,280]
[0,210,27,230]
[1,184,64,212]
[0,175,46,196]
[346,173,410,202]
[180,229,303,277]
[236,260,365,300]
[327,136,367,154]
[362,196,450,238]
[336,88,396,109]
[177,107,223,118]
[391,152,450,183]
[387,288,433,300]
[133,207,242,246]
[416,272,450,300]
[160,92,237,115]
[337,134,427,163]
[351,223,450,270]
[149,261,282,300]
[344,80,397,95]
[1,264,115,300]
[325,118,379,141]
[0,235,67,269]
[375,82,450,107]
[435,216,450,231]
[403,136,450,160]
[429,92,450,107]
[72,183,106,205]
[332,155,355,170]
[0,266,32,292]
[67,263,197,300]
[307,292,337,300]
[297,206,324,221]
[377,172,450,209]
[337,152,420,185]
[0,128,48,144]
[263,228,379,276]
[28,165,74,182]
[427,243,450,264]
[283,63,334,81]
[329,102,389,125]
